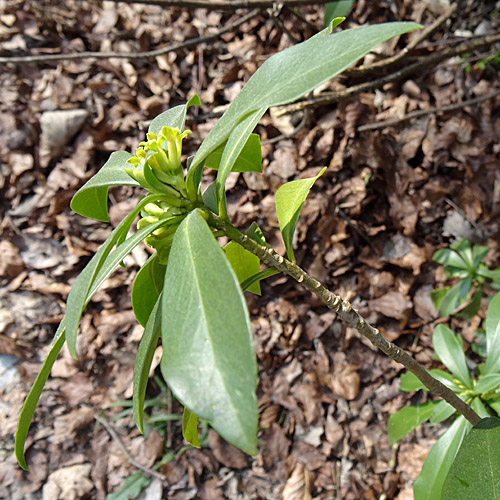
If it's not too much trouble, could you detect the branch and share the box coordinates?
[343,4,458,78]
[357,90,500,132]
[0,9,260,64]
[274,32,500,116]
[208,213,481,426]
[108,0,334,9]
[95,414,166,481]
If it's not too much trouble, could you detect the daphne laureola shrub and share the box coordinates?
[15,17,500,500]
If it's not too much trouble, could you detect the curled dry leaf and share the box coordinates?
[282,463,313,500]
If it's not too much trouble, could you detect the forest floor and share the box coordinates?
[1,1,499,499]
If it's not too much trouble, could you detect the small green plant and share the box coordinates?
[13,15,500,500]
[431,239,500,318]
[389,292,500,499]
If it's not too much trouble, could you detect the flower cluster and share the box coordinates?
[126,126,193,263]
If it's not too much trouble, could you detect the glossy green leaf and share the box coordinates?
[387,401,438,445]
[324,1,353,27]
[430,400,455,423]
[485,292,500,375]
[65,214,166,358]
[433,324,473,388]
[429,368,462,392]
[188,22,421,183]
[451,239,474,269]
[240,268,279,293]
[439,277,472,317]
[131,254,166,327]
[433,247,469,270]
[224,240,261,295]
[399,371,427,392]
[245,221,269,248]
[15,321,66,469]
[457,286,482,319]
[70,151,138,222]
[475,373,500,394]
[430,286,451,312]
[472,244,489,268]
[133,296,162,434]
[488,401,500,416]
[148,94,201,135]
[216,108,266,218]
[471,397,491,418]
[442,417,500,500]
[182,408,201,448]
[106,471,150,500]
[204,133,262,173]
[413,416,471,500]
[161,210,258,455]
[275,168,326,262]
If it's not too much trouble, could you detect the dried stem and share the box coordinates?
[94,414,166,480]
[0,9,260,64]
[108,0,335,9]
[208,213,481,426]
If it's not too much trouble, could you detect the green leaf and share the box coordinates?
[245,221,269,248]
[429,369,462,392]
[188,22,421,179]
[451,239,474,269]
[488,401,500,417]
[148,95,201,135]
[106,471,150,500]
[324,1,353,27]
[472,244,489,268]
[475,373,500,394]
[433,324,473,388]
[485,292,500,375]
[182,408,201,448]
[70,151,138,222]
[15,322,66,469]
[433,247,469,271]
[216,108,266,218]
[240,268,279,293]
[65,213,166,358]
[456,286,482,319]
[442,417,500,500]
[430,400,455,423]
[430,286,451,311]
[413,416,471,500]
[160,210,258,455]
[471,397,491,418]
[275,168,326,262]
[387,401,438,445]
[399,371,427,392]
[439,277,472,317]
[133,295,162,434]
[478,265,500,285]
[224,240,261,295]
[204,133,262,173]
[131,254,166,327]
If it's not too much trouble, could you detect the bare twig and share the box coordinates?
[209,213,481,426]
[357,90,500,132]
[0,9,260,64]
[109,0,334,9]
[262,108,311,145]
[274,32,500,116]
[343,4,458,78]
[95,414,166,481]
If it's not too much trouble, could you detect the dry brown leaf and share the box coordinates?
[208,430,249,469]
[282,463,313,500]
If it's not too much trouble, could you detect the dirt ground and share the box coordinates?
[1,0,499,498]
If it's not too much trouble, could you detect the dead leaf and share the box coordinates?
[282,463,313,500]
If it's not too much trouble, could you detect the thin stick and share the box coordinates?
[95,414,166,481]
[0,9,260,64]
[208,213,481,426]
[357,90,500,132]
[343,4,458,78]
[108,0,335,9]
[274,32,500,116]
